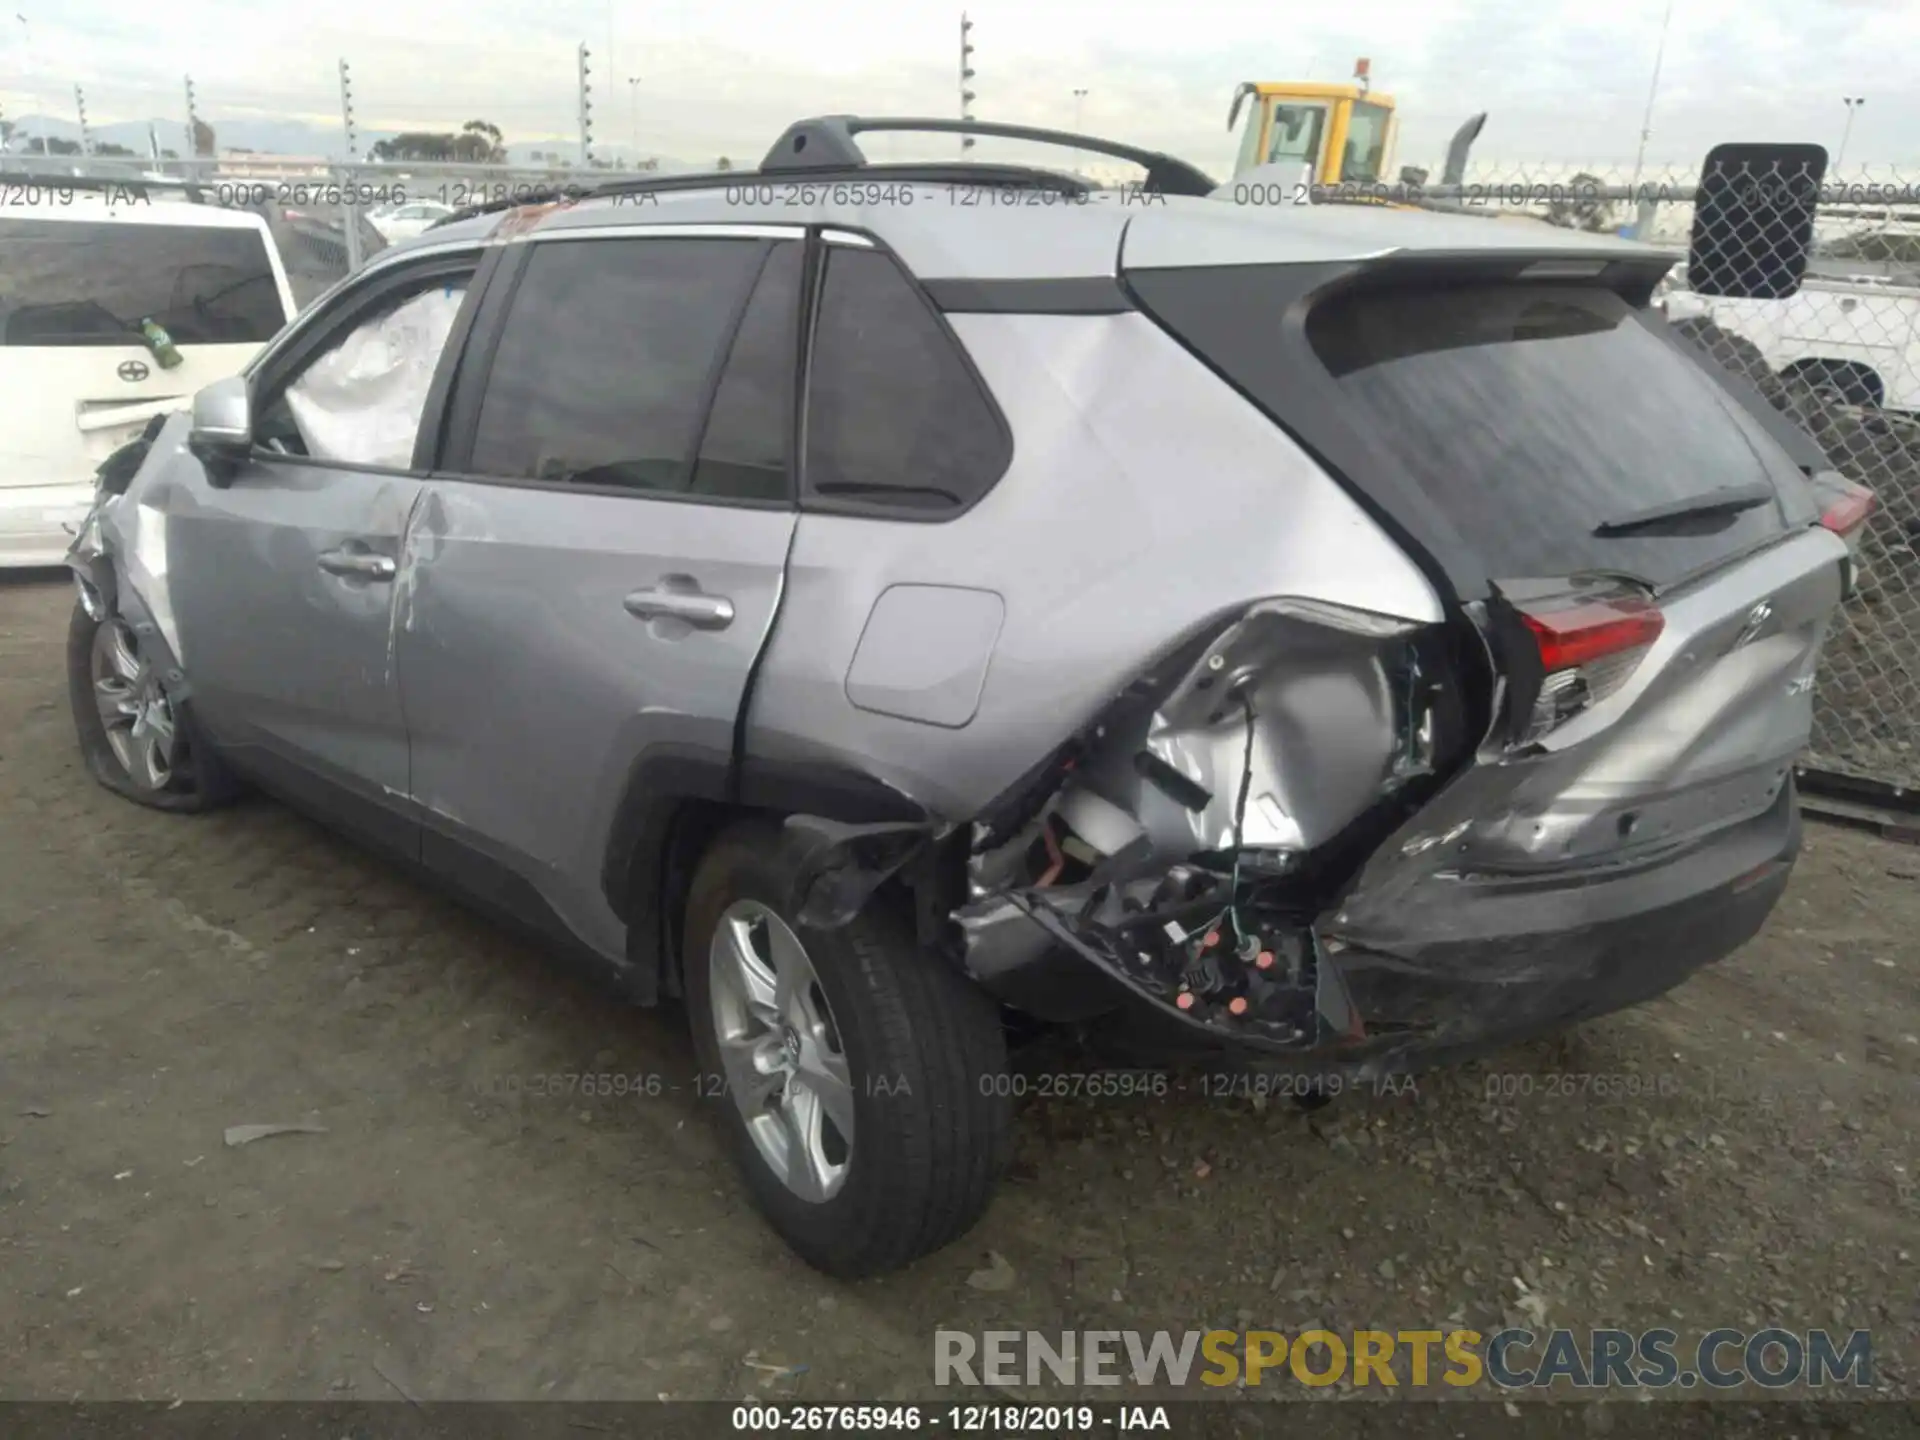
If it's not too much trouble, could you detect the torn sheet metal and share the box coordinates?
[1070,600,1432,860]
[285,284,466,468]
[948,600,1448,1052]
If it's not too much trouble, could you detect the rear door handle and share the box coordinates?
[318,548,397,581]
[623,583,735,630]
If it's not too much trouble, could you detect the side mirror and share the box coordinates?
[186,375,252,483]
[1688,142,1826,299]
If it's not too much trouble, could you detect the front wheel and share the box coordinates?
[684,820,1012,1277]
[67,600,239,812]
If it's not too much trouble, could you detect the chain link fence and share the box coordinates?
[10,149,1919,793]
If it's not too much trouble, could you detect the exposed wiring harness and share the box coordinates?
[1228,691,1257,942]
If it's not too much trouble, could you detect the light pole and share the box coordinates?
[1837,96,1865,173]
[628,76,641,164]
[13,14,34,154]
[1629,0,1675,200]
[1072,87,1087,133]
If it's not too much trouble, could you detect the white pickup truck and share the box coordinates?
[1667,270,1920,413]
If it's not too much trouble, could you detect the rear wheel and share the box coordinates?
[67,600,239,812]
[684,820,1011,1277]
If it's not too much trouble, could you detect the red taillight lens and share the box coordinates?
[1520,596,1666,673]
[1817,479,1875,545]
[1511,591,1665,745]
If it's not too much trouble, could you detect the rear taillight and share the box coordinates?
[1512,590,1665,745]
[1814,475,1875,550]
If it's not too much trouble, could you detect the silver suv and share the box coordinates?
[67,119,1869,1277]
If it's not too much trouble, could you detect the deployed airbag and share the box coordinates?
[285,283,466,467]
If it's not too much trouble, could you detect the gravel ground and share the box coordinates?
[0,572,1915,1410]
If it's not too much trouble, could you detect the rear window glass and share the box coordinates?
[0,218,285,346]
[1306,283,1788,583]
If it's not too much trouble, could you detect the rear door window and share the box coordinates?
[691,241,803,502]
[1304,282,1791,583]
[465,235,767,493]
[801,246,1010,516]
[0,218,284,346]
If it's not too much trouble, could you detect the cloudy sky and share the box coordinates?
[4,0,1915,173]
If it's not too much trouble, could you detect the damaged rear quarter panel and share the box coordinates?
[743,310,1443,825]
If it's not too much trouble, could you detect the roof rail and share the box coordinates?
[757,115,1217,197]
[586,160,1097,205]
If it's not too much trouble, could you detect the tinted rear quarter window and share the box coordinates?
[0,218,284,345]
[1305,283,1789,583]
[467,236,766,491]
[803,247,1010,516]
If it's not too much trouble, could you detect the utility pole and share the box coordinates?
[1629,0,1675,203]
[184,74,200,168]
[628,76,642,166]
[1837,96,1865,173]
[74,84,92,158]
[578,43,595,167]
[337,59,363,270]
[958,13,976,153]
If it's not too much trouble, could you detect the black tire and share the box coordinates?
[67,600,240,813]
[684,819,1012,1278]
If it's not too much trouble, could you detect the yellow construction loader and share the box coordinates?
[1226,59,1485,188]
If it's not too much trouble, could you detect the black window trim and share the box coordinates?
[242,247,494,481]
[794,225,1017,523]
[432,227,806,513]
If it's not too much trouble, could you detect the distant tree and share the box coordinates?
[161,147,179,159]
[191,118,216,157]
[94,142,137,157]
[369,132,463,162]
[454,118,506,163]
[0,119,12,149]
[716,156,733,171]
[38,136,82,155]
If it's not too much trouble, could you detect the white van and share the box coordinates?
[0,187,299,565]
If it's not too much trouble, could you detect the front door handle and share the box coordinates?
[318,548,397,581]
[623,581,735,630]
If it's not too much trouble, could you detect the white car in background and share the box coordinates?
[370,200,456,242]
[0,181,298,566]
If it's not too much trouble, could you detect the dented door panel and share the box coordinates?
[157,449,425,814]
[395,482,795,961]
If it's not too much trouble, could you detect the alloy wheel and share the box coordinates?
[707,899,856,1202]
[89,619,178,792]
